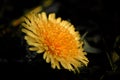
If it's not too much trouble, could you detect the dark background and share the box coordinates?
[0,0,120,80]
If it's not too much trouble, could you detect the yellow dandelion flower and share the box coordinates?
[21,12,89,73]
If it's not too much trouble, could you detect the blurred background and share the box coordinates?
[0,0,120,80]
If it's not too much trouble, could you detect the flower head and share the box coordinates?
[21,11,89,73]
